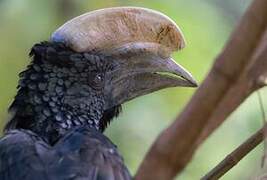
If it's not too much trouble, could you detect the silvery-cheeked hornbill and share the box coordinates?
[0,7,197,180]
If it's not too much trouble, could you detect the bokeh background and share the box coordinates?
[1,0,267,179]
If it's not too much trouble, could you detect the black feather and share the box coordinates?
[1,41,131,179]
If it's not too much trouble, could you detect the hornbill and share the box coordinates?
[0,7,197,180]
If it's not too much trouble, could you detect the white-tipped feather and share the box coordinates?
[51,7,185,57]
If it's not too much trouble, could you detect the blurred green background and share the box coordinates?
[0,0,267,179]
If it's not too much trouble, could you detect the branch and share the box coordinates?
[135,0,267,179]
[197,29,267,145]
[201,125,265,180]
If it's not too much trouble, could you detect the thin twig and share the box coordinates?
[201,125,265,180]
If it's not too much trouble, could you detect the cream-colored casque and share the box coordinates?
[51,7,186,58]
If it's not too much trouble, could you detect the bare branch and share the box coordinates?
[201,125,265,180]
[196,29,267,146]
[135,0,267,179]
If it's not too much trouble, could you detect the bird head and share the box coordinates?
[6,7,197,141]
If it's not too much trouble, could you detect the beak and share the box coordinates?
[104,52,197,110]
[50,7,197,111]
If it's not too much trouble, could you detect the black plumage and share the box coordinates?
[6,42,121,142]
[0,127,130,180]
[1,42,129,180]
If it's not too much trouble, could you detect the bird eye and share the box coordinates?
[94,74,102,83]
[88,73,104,90]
